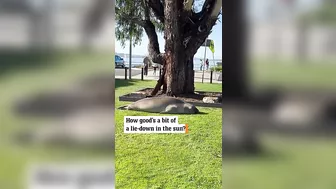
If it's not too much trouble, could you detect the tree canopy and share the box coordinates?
[115,0,222,61]
[116,0,222,95]
[299,1,336,25]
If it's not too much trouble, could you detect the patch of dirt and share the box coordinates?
[125,88,222,103]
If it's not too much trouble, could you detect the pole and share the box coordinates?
[212,52,215,79]
[202,38,207,83]
[210,70,213,84]
[45,0,54,50]
[125,67,127,80]
[129,34,132,79]
[141,68,144,80]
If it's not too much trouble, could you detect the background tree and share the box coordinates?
[115,0,144,49]
[222,0,248,100]
[116,0,222,96]
[298,0,336,57]
[82,0,114,50]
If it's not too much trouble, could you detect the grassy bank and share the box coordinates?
[115,80,222,188]
[0,52,114,189]
[1,53,336,189]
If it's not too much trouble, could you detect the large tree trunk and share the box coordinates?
[163,54,195,96]
[163,0,188,96]
[222,0,249,100]
[150,52,195,96]
[143,0,221,96]
[184,56,195,93]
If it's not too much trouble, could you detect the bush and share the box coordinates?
[211,66,222,72]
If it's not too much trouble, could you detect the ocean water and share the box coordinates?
[116,53,221,70]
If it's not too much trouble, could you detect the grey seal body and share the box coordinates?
[15,108,115,146]
[122,97,199,114]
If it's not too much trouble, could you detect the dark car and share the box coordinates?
[115,55,125,68]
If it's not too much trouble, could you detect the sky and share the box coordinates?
[115,0,321,60]
[115,15,223,60]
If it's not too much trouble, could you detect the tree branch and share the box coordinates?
[142,0,151,21]
[143,20,165,64]
[116,1,164,65]
[198,0,221,22]
[183,0,194,11]
[183,0,221,54]
[147,0,165,23]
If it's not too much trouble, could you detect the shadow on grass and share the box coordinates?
[158,111,209,115]
[196,111,208,115]
[116,108,206,115]
[115,79,139,89]
[13,140,115,156]
[0,50,60,78]
[223,149,288,162]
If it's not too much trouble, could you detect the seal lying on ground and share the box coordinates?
[15,108,115,147]
[119,97,199,114]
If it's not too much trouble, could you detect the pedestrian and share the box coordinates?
[143,56,150,76]
[153,63,157,76]
[144,63,148,76]
[200,59,203,70]
[205,59,209,70]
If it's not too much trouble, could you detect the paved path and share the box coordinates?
[115,68,141,77]
[115,68,222,84]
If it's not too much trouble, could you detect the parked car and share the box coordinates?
[115,55,125,68]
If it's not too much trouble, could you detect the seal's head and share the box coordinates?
[183,103,199,114]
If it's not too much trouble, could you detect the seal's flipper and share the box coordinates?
[160,110,174,114]
[14,130,35,144]
[118,105,129,110]
[161,106,178,114]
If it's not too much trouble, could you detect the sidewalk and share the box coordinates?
[115,68,222,84]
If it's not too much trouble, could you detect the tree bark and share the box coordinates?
[143,20,164,64]
[163,0,185,96]
[142,0,221,96]
[222,0,249,100]
[151,54,195,96]
[184,56,195,93]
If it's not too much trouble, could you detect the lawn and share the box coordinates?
[223,134,336,189]
[1,53,336,189]
[250,58,336,90]
[115,80,222,189]
[0,51,115,189]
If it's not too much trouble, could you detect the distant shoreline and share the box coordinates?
[116,53,222,61]
[116,53,222,69]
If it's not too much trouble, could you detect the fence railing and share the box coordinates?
[120,67,222,83]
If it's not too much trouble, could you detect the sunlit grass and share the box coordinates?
[115,79,222,188]
[1,53,336,189]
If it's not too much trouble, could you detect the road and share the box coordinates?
[115,68,141,77]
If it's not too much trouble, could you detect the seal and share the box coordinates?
[14,108,115,147]
[119,97,199,114]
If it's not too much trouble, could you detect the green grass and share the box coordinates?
[223,134,336,189]
[251,58,336,90]
[1,53,336,189]
[115,80,222,188]
[0,51,115,189]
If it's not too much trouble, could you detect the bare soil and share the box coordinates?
[124,88,222,103]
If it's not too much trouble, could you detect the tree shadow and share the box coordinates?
[14,74,115,118]
[197,111,208,114]
[159,112,205,115]
[223,149,288,162]
[115,79,138,89]
[0,50,59,78]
